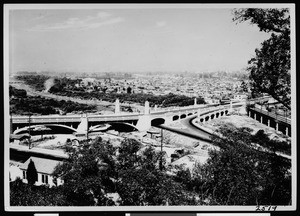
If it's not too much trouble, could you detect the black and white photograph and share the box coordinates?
[4,3,296,212]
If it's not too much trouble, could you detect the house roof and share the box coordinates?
[19,156,63,175]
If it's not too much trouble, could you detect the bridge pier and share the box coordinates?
[164,116,172,125]
[267,119,270,127]
[144,101,150,115]
[77,115,88,134]
[275,122,279,131]
[239,103,248,115]
[230,100,233,109]
[260,116,263,124]
[136,115,151,131]
[286,127,289,136]
[115,99,120,114]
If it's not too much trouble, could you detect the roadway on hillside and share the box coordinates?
[159,109,291,161]
[156,103,243,144]
[156,114,212,143]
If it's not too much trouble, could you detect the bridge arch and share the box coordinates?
[205,116,209,121]
[188,113,193,116]
[13,124,77,135]
[108,122,139,132]
[225,110,229,115]
[200,118,204,122]
[151,118,166,127]
[180,114,186,119]
[211,114,215,119]
[216,113,219,118]
[173,115,179,121]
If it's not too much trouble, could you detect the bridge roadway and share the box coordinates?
[157,115,212,143]
[11,104,210,124]
[157,103,244,143]
[11,102,245,136]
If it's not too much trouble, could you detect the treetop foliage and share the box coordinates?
[233,8,291,109]
[9,86,96,115]
[16,75,206,107]
[233,8,290,33]
[11,125,291,206]
[197,125,291,205]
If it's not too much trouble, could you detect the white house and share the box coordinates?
[233,94,248,101]
[19,157,64,187]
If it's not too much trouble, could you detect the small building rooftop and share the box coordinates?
[19,156,63,175]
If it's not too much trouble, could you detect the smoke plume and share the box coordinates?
[44,78,55,92]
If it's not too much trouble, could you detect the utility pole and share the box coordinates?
[28,113,32,149]
[86,113,89,140]
[160,128,163,171]
[10,111,13,134]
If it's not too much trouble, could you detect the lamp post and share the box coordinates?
[86,113,89,140]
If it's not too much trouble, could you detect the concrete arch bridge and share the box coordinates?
[10,99,236,135]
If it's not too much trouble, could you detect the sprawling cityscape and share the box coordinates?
[5,4,294,210]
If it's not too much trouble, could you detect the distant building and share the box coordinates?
[15,71,37,76]
[205,98,219,104]
[233,94,248,101]
[18,157,64,187]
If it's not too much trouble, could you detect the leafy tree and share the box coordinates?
[27,159,38,186]
[116,144,195,205]
[16,75,50,91]
[233,8,291,109]
[117,138,142,169]
[252,129,270,146]
[127,86,132,94]
[9,86,27,98]
[240,80,248,92]
[10,178,67,206]
[9,88,96,115]
[174,165,193,191]
[191,125,291,205]
[53,138,116,206]
[251,129,291,155]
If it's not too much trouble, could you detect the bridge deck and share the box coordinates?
[11,105,208,124]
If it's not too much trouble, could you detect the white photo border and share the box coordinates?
[3,3,297,212]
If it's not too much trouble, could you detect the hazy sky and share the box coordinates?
[8,5,272,73]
